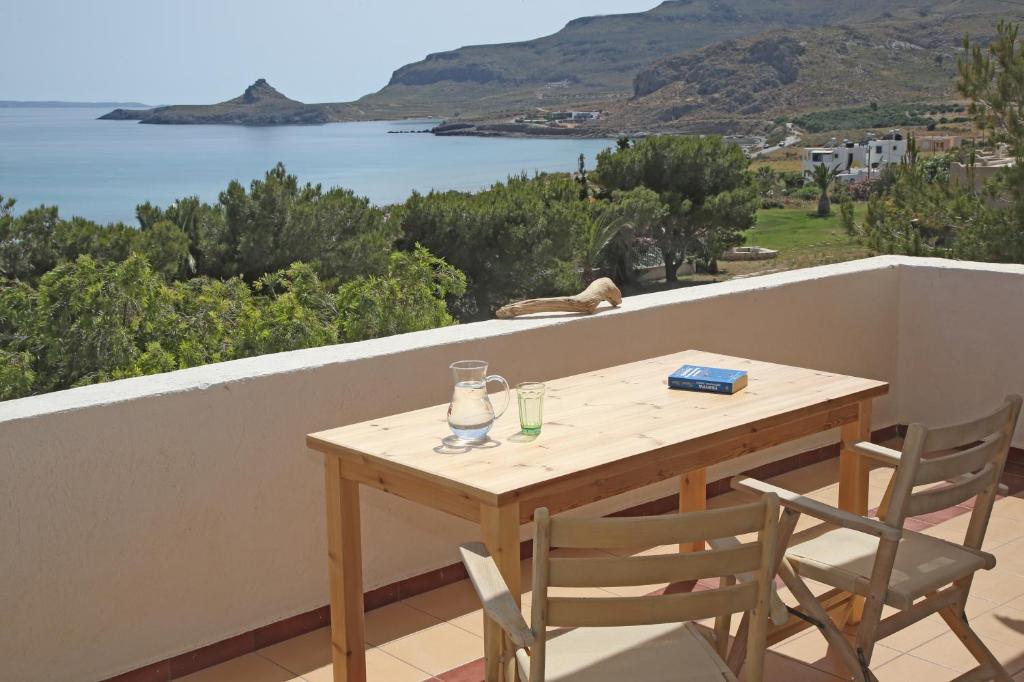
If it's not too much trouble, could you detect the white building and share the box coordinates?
[802,130,908,179]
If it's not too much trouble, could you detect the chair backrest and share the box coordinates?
[879,395,1022,550]
[528,495,778,682]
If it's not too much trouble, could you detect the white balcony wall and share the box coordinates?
[1,256,1021,681]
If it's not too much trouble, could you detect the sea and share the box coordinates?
[0,107,615,224]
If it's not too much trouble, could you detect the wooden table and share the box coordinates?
[306,350,888,682]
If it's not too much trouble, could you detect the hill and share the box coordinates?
[598,14,1008,133]
[349,0,1017,119]
[98,79,348,125]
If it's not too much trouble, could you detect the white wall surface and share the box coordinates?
[1,256,1020,681]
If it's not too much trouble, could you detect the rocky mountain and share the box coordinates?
[350,0,1019,119]
[99,79,348,125]
[593,15,1007,133]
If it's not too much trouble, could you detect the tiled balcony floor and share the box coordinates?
[181,452,1024,682]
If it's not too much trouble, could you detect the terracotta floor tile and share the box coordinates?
[405,579,489,623]
[761,649,845,681]
[909,630,1024,675]
[873,653,959,682]
[435,657,484,682]
[366,601,444,646]
[966,604,1024,647]
[1004,592,1024,611]
[875,613,948,652]
[928,513,1024,550]
[994,538,1024,577]
[365,648,435,682]
[773,628,900,677]
[446,604,532,640]
[257,627,331,678]
[993,495,1024,522]
[379,621,483,676]
[291,647,431,682]
[966,566,1024,604]
[176,653,299,682]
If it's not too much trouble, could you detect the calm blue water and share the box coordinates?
[0,108,614,224]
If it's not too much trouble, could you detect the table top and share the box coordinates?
[307,350,888,506]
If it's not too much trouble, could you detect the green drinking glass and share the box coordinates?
[517,382,546,436]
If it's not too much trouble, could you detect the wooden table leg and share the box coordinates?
[480,502,522,682]
[680,468,708,552]
[325,457,366,682]
[838,398,873,625]
[838,399,873,517]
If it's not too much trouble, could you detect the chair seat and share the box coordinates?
[515,622,736,682]
[786,524,996,610]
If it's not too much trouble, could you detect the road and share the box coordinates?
[750,125,801,158]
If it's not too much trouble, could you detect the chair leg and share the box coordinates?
[938,606,1013,682]
[726,507,801,676]
[727,612,749,675]
[714,574,736,659]
[778,558,873,682]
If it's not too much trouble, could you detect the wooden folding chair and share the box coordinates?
[733,394,1022,682]
[459,495,780,682]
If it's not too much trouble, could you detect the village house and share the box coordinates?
[801,129,908,181]
[917,134,961,152]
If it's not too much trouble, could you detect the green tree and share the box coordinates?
[218,163,398,282]
[0,205,61,281]
[0,350,35,400]
[576,208,626,284]
[839,193,856,236]
[811,163,841,217]
[957,21,1024,258]
[589,187,669,285]
[397,174,581,318]
[595,136,757,280]
[754,166,779,199]
[136,220,191,280]
[337,246,466,342]
[30,254,176,390]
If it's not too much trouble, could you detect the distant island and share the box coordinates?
[3,100,150,108]
[99,79,354,126]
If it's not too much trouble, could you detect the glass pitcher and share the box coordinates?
[447,360,510,443]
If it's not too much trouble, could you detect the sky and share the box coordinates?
[2,0,661,104]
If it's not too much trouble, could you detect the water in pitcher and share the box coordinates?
[447,360,510,444]
[448,380,497,441]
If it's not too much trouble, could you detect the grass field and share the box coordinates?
[729,205,870,276]
[632,204,871,293]
[669,204,871,284]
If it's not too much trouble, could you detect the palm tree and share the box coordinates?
[755,166,779,199]
[579,212,629,283]
[811,163,841,216]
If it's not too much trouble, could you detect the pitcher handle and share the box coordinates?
[486,374,512,420]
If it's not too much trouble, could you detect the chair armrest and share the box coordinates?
[708,536,789,626]
[459,543,535,649]
[731,477,902,541]
[848,441,903,468]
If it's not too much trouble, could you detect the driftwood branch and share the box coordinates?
[496,277,622,319]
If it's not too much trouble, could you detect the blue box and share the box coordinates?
[669,364,748,395]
